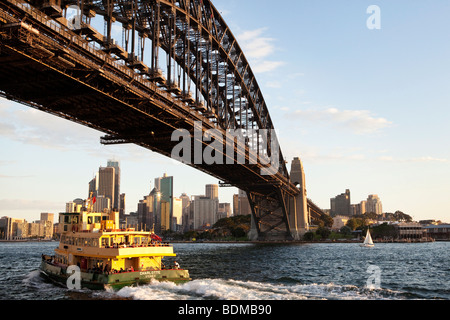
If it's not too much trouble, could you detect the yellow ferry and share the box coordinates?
[40,206,190,290]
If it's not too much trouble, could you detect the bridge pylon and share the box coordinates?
[288,157,310,240]
[248,157,310,241]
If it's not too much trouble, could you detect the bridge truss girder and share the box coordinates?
[0,0,326,241]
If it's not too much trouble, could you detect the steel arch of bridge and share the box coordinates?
[0,0,325,240]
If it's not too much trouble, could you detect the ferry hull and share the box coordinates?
[40,260,191,290]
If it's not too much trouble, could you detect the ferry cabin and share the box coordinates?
[56,210,176,273]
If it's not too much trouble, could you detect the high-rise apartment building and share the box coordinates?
[330,189,351,216]
[366,194,383,215]
[360,201,367,215]
[40,213,54,224]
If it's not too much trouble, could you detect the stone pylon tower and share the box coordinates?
[289,157,309,239]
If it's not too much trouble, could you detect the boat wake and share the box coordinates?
[97,278,406,300]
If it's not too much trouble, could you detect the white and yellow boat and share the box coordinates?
[40,207,190,290]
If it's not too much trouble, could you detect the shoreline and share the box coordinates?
[171,239,442,245]
[0,239,56,243]
[1,239,445,244]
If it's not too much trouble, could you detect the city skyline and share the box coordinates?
[1,0,449,223]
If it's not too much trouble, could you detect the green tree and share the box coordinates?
[364,212,379,220]
[393,211,413,222]
[319,214,334,228]
[316,227,331,239]
[340,225,352,236]
[303,231,315,241]
[346,218,359,231]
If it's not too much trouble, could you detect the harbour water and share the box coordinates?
[0,241,449,300]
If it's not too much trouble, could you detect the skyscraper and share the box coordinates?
[107,160,121,211]
[153,173,174,232]
[205,184,218,200]
[89,160,122,214]
[180,193,191,232]
[236,189,251,216]
[119,193,126,220]
[366,195,383,215]
[190,195,219,230]
[96,166,115,211]
[330,189,351,216]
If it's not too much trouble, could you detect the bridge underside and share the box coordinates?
[0,0,325,241]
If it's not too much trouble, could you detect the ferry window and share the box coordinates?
[64,216,70,223]
[102,238,109,247]
[64,225,68,232]
[88,217,93,224]
[95,216,101,224]
[134,237,140,245]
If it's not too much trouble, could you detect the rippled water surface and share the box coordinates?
[0,241,448,300]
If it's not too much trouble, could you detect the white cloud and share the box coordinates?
[0,102,99,150]
[237,28,285,74]
[265,81,282,88]
[0,199,62,211]
[252,60,285,73]
[287,107,392,134]
[412,156,448,163]
[378,155,448,163]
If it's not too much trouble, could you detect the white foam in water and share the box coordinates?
[108,279,403,300]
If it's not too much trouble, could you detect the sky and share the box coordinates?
[1,0,449,223]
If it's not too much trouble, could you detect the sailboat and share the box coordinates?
[360,228,375,247]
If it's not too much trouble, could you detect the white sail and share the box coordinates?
[363,229,374,246]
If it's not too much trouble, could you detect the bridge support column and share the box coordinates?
[289,157,309,239]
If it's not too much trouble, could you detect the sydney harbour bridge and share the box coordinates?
[0,0,325,241]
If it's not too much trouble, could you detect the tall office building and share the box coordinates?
[97,166,115,210]
[218,203,231,220]
[119,193,126,220]
[190,195,219,230]
[107,160,121,211]
[188,184,220,230]
[180,193,191,232]
[89,160,122,214]
[234,189,251,216]
[330,189,351,216]
[172,198,183,231]
[205,184,218,200]
[152,173,174,232]
[88,177,97,198]
[366,194,383,215]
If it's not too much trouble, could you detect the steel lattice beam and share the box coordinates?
[0,0,326,241]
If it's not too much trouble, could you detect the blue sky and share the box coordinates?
[1,0,449,223]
